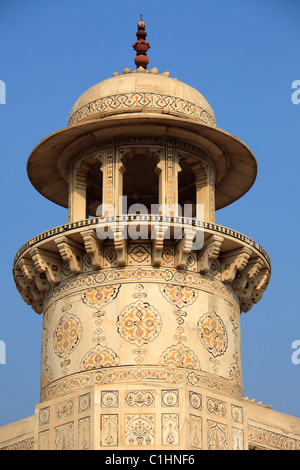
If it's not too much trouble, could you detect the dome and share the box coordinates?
[67,68,217,128]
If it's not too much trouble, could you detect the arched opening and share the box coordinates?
[86,160,103,217]
[122,149,160,213]
[178,158,196,218]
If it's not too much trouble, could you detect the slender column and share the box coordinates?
[99,149,114,216]
[191,161,212,222]
[114,159,126,216]
[154,159,164,212]
[68,161,90,223]
[166,144,182,216]
[209,165,216,223]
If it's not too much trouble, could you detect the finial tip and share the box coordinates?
[133,14,150,70]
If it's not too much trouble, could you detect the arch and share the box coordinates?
[121,148,161,213]
[68,155,103,221]
[86,159,103,217]
[178,157,197,218]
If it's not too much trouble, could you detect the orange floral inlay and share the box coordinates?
[53,313,82,359]
[117,300,162,347]
[159,284,198,309]
[82,285,120,310]
[80,345,119,370]
[159,343,200,369]
[197,311,228,358]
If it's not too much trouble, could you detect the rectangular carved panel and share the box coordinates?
[100,414,118,447]
[125,414,155,446]
[78,417,90,450]
[162,413,179,446]
[190,415,202,449]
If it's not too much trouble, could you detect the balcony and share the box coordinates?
[13,216,270,315]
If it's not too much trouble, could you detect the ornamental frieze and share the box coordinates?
[67,92,217,127]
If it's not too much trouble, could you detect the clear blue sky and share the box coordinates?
[0,0,299,426]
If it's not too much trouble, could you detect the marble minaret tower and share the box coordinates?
[2,17,299,450]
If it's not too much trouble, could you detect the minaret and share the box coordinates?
[12,17,272,450]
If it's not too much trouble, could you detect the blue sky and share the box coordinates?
[0,0,299,426]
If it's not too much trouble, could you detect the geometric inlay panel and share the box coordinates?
[54,422,74,450]
[100,415,118,447]
[101,391,119,408]
[190,415,202,449]
[78,417,90,450]
[39,407,50,426]
[207,398,227,417]
[231,404,243,424]
[162,414,179,446]
[189,392,202,410]
[125,391,155,408]
[207,420,227,450]
[79,393,91,413]
[232,427,244,450]
[125,414,155,446]
[161,390,179,407]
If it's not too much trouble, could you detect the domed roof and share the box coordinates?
[67,68,217,128]
[26,17,257,212]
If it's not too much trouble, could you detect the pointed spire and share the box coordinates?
[133,14,150,69]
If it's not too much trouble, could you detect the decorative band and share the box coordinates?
[67,92,217,127]
[41,365,243,402]
[13,216,271,268]
[43,267,239,312]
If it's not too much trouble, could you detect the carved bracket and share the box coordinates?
[55,236,82,274]
[14,266,44,314]
[232,257,264,292]
[198,234,224,273]
[221,247,252,283]
[30,247,61,285]
[239,267,270,312]
[80,229,104,269]
[152,224,168,267]
[19,257,49,293]
[175,229,196,269]
[112,229,127,267]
